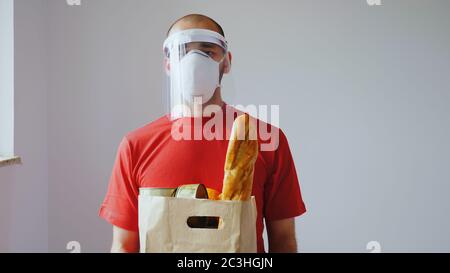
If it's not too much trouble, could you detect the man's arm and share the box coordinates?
[111,225,139,253]
[266,218,298,253]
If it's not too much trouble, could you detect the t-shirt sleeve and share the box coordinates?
[99,136,139,232]
[264,129,307,221]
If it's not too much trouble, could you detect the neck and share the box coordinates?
[204,88,224,108]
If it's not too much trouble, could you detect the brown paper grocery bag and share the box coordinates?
[138,195,257,253]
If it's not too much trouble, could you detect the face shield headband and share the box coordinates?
[163,28,228,58]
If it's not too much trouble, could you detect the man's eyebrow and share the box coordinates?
[199,42,216,48]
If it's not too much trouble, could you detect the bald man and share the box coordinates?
[99,14,306,253]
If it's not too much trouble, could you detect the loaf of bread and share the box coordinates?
[221,114,259,201]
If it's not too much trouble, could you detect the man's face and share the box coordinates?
[165,20,232,82]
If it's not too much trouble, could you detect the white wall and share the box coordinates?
[1,0,450,252]
[45,0,450,253]
[0,0,49,252]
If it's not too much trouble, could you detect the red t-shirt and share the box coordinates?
[99,104,306,253]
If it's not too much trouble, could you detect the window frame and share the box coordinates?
[0,0,20,167]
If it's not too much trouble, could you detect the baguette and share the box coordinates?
[221,114,259,201]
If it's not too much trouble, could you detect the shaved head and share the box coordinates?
[167,14,225,37]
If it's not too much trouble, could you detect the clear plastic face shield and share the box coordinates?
[163,29,230,120]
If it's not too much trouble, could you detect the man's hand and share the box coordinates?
[111,225,139,253]
[266,218,298,253]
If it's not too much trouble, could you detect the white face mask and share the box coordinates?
[178,50,220,104]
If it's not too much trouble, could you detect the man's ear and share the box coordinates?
[164,57,170,76]
[223,51,232,74]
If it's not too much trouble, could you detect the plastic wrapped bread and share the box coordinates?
[221,114,259,201]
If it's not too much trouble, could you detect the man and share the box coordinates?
[99,14,306,253]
